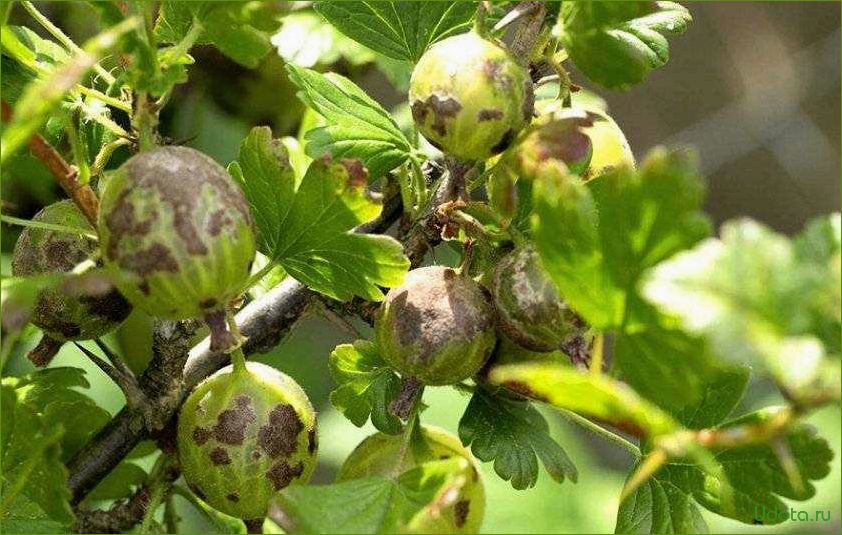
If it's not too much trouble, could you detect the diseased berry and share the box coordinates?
[338,425,485,533]
[98,146,255,350]
[510,109,600,178]
[11,200,131,366]
[409,31,533,161]
[375,266,496,385]
[490,246,591,353]
[177,362,317,521]
[582,108,634,179]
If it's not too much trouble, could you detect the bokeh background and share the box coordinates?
[1,2,840,533]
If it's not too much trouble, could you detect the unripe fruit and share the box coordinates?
[511,109,599,178]
[98,146,255,324]
[338,426,485,533]
[11,200,131,366]
[375,266,496,385]
[409,31,533,161]
[177,362,317,520]
[490,246,589,352]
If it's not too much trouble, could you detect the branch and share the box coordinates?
[1,100,100,226]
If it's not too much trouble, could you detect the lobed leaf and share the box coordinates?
[329,340,402,434]
[286,64,412,179]
[232,127,409,301]
[313,1,474,62]
[561,2,692,89]
[459,387,577,490]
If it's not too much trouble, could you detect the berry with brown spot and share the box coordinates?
[11,200,131,366]
[338,426,485,533]
[490,246,592,352]
[409,31,533,161]
[177,362,317,520]
[374,266,496,385]
[98,146,255,350]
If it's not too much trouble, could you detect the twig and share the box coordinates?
[1,101,100,226]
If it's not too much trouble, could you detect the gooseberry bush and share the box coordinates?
[0,2,839,534]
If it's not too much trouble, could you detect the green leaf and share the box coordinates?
[614,327,721,414]
[274,457,471,533]
[643,216,841,399]
[532,147,710,330]
[286,64,412,179]
[329,340,402,434]
[617,369,831,532]
[561,1,692,89]
[488,363,680,437]
[615,472,708,534]
[5,367,111,461]
[84,462,147,503]
[313,1,475,62]
[156,1,282,68]
[0,384,73,529]
[231,128,409,301]
[673,367,749,429]
[666,409,833,526]
[0,492,71,534]
[458,387,577,490]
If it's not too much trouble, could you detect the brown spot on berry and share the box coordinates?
[119,243,179,276]
[491,128,515,154]
[209,447,232,465]
[79,289,132,323]
[251,450,262,461]
[478,108,504,121]
[226,493,240,502]
[212,395,255,445]
[307,428,317,455]
[265,460,304,491]
[200,298,218,309]
[206,209,230,237]
[340,159,368,187]
[257,404,303,458]
[454,500,470,528]
[411,95,462,137]
[138,280,151,295]
[192,427,211,445]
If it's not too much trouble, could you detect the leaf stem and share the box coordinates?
[557,408,641,458]
[0,214,97,239]
[20,0,117,85]
[589,333,604,376]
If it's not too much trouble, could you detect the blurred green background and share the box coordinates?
[1,2,840,533]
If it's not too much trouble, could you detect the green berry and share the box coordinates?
[98,146,255,322]
[409,31,533,161]
[177,362,317,521]
[11,200,131,366]
[375,266,496,385]
[338,426,485,533]
[511,110,598,177]
[490,246,589,352]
